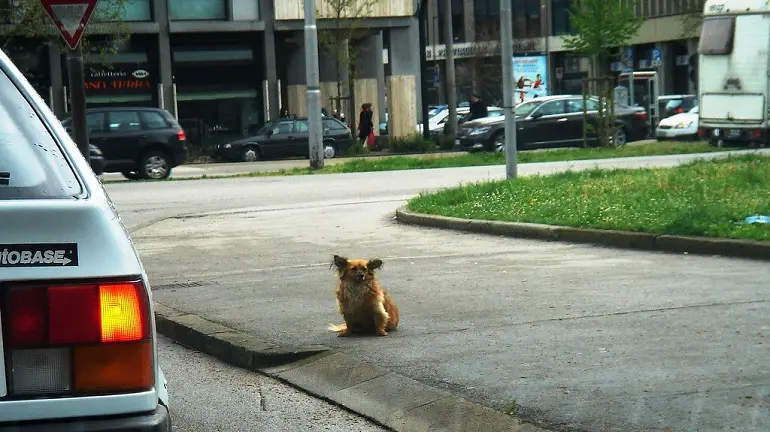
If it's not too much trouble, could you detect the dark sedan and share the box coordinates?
[212,116,355,162]
[455,95,650,152]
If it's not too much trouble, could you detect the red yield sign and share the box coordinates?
[40,0,99,50]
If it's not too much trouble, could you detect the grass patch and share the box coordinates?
[407,155,770,242]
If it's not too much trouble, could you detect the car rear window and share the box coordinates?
[0,68,81,199]
[140,110,169,130]
[323,118,347,130]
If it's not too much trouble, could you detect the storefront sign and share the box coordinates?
[512,56,549,102]
[426,39,543,61]
[84,66,152,93]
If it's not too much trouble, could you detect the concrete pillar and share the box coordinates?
[655,42,673,95]
[47,45,65,118]
[286,43,307,116]
[261,0,279,121]
[353,34,382,136]
[154,0,174,117]
[387,20,422,138]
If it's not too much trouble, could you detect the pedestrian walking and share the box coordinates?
[358,103,375,149]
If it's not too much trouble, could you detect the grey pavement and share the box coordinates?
[159,335,388,432]
[106,152,770,432]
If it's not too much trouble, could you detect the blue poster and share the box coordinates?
[512,56,549,103]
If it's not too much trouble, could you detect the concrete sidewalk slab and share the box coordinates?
[155,303,553,432]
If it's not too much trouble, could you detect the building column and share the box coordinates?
[387,20,422,138]
[261,0,279,121]
[353,33,383,136]
[687,38,698,94]
[286,41,307,116]
[47,45,65,118]
[374,31,387,125]
[656,42,673,95]
[154,0,174,117]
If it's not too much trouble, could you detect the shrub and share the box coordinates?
[437,135,455,151]
[388,133,437,153]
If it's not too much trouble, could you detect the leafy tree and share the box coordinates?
[316,0,379,130]
[563,0,643,148]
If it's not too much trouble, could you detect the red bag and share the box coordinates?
[366,130,376,148]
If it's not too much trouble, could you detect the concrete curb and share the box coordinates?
[154,302,552,432]
[395,207,770,261]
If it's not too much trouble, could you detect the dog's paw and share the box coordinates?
[376,329,388,336]
[337,330,350,337]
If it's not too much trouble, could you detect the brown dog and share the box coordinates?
[328,255,399,337]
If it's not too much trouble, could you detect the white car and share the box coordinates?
[0,49,170,430]
[655,106,699,140]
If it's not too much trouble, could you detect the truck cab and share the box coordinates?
[697,0,770,147]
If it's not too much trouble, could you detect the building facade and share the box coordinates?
[0,0,421,143]
[426,0,704,106]
[1,0,705,144]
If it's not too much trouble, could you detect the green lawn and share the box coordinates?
[407,155,770,242]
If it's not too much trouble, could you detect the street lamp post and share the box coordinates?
[500,0,517,179]
[304,0,324,169]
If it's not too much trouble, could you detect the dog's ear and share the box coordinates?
[367,259,383,271]
[332,255,348,271]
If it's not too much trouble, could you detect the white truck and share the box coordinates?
[698,0,770,147]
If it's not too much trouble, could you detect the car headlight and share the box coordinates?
[469,126,491,135]
[674,121,693,129]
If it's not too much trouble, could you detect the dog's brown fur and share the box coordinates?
[328,255,399,337]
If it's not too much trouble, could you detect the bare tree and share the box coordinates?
[316,0,379,130]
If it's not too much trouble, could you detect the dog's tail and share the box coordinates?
[327,323,347,333]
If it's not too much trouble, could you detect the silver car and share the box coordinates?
[0,49,170,429]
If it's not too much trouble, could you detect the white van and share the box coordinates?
[698,0,770,146]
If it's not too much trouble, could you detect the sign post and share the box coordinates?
[40,0,99,163]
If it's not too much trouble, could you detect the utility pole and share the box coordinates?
[418,0,430,139]
[304,0,324,169]
[443,0,456,138]
[500,0,517,178]
[66,45,89,162]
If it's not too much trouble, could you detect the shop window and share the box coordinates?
[551,0,577,36]
[170,0,226,20]
[140,111,169,130]
[94,0,152,22]
[698,16,735,55]
[108,111,142,132]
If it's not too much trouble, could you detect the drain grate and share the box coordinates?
[152,281,207,290]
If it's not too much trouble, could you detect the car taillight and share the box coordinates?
[177,129,186,141]
[633,111,648,121]
[4,280,153,397]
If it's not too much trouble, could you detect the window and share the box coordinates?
[0,69,81,199]
[87,112,106,133]
[94,0,152,21]
[271,121,294,135]
[140,111,169,130]
[436,0,465,43]
[551,0,577,36]
[294,120,309,133]
[566,99,599,113]
[323,118,347,130]
[698,17,735,55]
[108,111,142,132]
[534,100,565,117]
[169,0,226,20]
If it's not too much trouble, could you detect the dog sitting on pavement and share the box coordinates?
[328,254,400,337]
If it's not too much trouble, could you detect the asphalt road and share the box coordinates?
[159,336,388,431]
[107,151,770,432]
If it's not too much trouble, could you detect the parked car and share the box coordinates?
[455,95,650,152]
[657,94,698,123]
[212,116,354,162]
[89,143,106,175]
[655,105,699,141]
[61,107,189,180]
[443,107,505,136]
[0,48,170,430]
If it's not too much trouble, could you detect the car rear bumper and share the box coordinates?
[0,405,170,432]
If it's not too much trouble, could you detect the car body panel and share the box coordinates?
[655,106,699,139]
[0,49,167,428]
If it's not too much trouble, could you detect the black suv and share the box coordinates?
[212,116,354,162]
[62,107,189,180]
